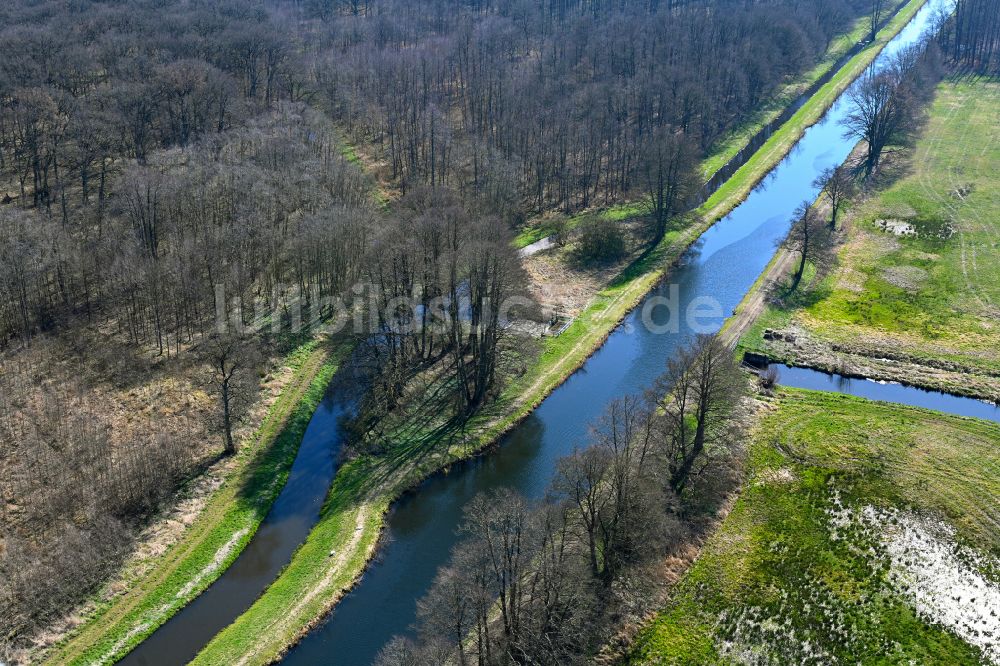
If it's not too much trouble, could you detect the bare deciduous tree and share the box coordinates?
[200,334,260,456]
[785,200,826,292]
[652,334,744,497]
[813,165,856,229]
[640,128,697,244]
[870,0,887,42]
[843,67,910,178]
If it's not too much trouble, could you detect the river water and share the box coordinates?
[775,364,1000,421]
[117,370,358,666]
[281,1,962,664]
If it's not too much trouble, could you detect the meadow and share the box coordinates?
[741,80,1000,400]
[629,388,1000,665]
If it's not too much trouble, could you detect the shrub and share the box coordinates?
[575,217,626,264]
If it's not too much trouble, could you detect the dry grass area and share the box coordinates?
[522,216,648,317]
[0,324,306,662]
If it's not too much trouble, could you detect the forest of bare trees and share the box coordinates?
[0,0,904,360]
[0,104,374,653]
[0,3,372,650]
[304,0,879,216]
[0,344,200,654]
[944,0,1000,72]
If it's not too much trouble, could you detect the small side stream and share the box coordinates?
[117,368,358,666]
[773,364,1000,422]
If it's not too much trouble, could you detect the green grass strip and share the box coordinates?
[44,338,351,666]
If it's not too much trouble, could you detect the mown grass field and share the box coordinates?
[189,3,934,663]
[629,388,1000,665]
[740,80,1000,396]
[43,338,351,666]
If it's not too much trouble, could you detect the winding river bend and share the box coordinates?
[282,1,970,664]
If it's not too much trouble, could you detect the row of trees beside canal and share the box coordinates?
[944,0,1000,72]
[377,335,748,666]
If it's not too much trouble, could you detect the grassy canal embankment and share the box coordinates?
[737,80,1000,402]
[42,337,351,666]
[187,3,934,664]
[628,388,1000,664]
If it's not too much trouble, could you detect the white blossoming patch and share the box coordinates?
[716,605,836,665]
[826,488,854,538]
[825,494,1000,664]
[857,506,1000,665]
[709,490,1000,664]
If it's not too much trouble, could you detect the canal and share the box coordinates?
[281,1,961,664]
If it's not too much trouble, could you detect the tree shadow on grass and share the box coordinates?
[605,211,696,291]
[231,336,349,515]
[330,365,468,502]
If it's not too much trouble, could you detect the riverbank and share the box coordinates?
[187,3,934,663]
[628,387,1000,664]
[40,337,350,666]
[735,79,1000,403]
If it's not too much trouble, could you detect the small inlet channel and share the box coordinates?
[771,364,1000,423]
